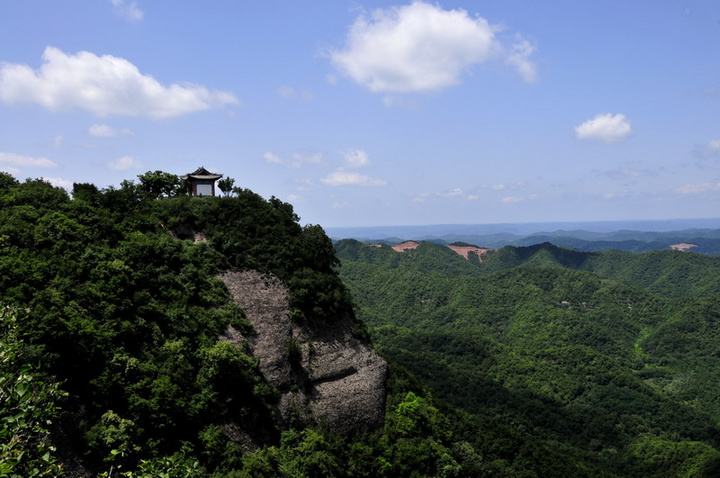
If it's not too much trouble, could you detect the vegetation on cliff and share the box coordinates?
[0,173,509,477]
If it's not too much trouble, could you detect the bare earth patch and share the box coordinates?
[670,243,698,252]
[392,240,420,252]
[447,244,491,261]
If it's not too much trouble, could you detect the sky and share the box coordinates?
[1,0,719,227]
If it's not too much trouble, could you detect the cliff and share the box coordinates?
[219,270,387,435]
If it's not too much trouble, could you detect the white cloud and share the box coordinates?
[321,170,386,187]
[506,38,537,83]
[44,177,73,190]
[263,151,322,168]
[263,152,282,164]
[52,135,64,147]
[575,113,632,142]
[111,0,143,22]
[344,149,369,168]
[0,47,237,118]
[675,182,720,194]
[287,194,302,202]
[330,2,536,93]
[108,155,141,171]
[89,123,132,137]
[0,166,19,175]
[89,124,115,137]
[0,152,56,168]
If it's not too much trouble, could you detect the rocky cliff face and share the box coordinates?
[219,270,387,435]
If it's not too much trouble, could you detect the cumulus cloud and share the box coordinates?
[89,123,133,137]
[344,149,369,168]
[111,0,144,22]
[263,151,322,168]
[330,1,536,93]
[321,170,386,187]
[575,113,632,142]
[108,155,141,171]
[0,47,237,118]
[0,152,56,168]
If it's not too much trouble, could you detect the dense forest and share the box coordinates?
[1,172,571,478]
[4,170,720,477]
[336,240,720,477]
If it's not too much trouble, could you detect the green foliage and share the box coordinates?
[137,170,185,198]
[0,306,66,478]
[626,435,720,478]
[336,239,720,477]
[113,446,205,478]
[217,177,235,197]
[0,172,18,190]
[6,168,720,477]
[0,172,356,476]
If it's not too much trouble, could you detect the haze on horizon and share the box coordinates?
[1,0,719,228]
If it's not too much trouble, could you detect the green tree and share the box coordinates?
[0,306,66,478]
[217,177,235,197]
[0,172,17,190]
[137,171,184,198]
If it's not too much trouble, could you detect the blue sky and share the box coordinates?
[1,0,719,227]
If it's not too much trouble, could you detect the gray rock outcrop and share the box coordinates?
[219,270,387,434]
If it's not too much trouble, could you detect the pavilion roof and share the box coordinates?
[181,166,223,180]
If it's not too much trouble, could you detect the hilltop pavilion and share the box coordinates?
[181,167,223,197]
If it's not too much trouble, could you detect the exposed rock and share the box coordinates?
[219,270,387,434]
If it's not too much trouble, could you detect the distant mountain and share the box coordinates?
[326,218,720,241]
[328,223,720,255]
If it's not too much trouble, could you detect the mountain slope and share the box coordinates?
[4,173,614,478]
[336,240,720,477]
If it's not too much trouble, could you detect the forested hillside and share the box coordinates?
[4,169,720,477]
[336,240,720,477]
[3,172,603,478]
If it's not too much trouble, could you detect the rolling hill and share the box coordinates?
[336,240,720,477]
